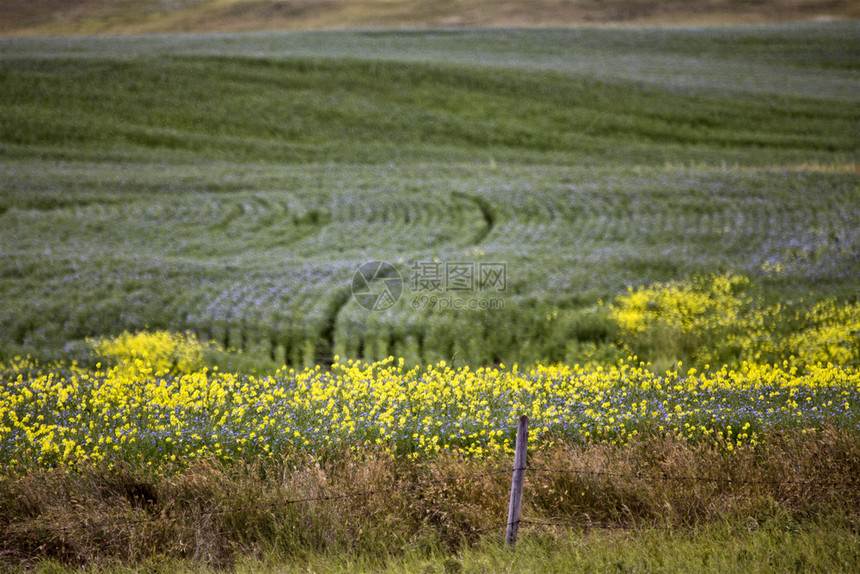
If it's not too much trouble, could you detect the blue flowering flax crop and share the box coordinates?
[2,335,858,470]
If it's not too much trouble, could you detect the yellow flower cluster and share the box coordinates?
[610,274,860,369]
[611,274,750,335]
[90,330,208,376]
[2,339,858,469]
[789,299,860,366]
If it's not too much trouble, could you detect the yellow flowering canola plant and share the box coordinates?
[610,273,860,369]
[1,330,858,469]
[90,330,209,377]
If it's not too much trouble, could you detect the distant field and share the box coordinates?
[1,23,858,370]
[2,0,858,36]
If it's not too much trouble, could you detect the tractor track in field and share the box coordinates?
[452,191,496,246]
[315,286,353,367]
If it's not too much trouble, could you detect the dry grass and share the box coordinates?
[1,429,858,569]
[1,0,858,35]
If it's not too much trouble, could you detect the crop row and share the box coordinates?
[2,162,857,367]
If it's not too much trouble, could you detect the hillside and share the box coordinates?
[1,0,858,35]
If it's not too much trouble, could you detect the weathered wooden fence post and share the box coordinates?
[506,415,529,546]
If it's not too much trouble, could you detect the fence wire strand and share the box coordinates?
[519,519,680,532]
[3,460,852,540]
[525,466,856,487]
[2,468,511,536]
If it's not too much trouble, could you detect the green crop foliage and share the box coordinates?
[0,23,858,370]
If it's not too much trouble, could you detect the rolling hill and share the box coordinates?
[1,0,858,36]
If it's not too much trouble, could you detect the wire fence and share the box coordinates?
[2,464,853,536]
[3,418,857,549]
[2,466,853,536]
[1,468,513,537]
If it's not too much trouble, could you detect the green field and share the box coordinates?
[2,22,859,371]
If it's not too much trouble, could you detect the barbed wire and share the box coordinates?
[1,468,511,537]
[4,461,854,541]
[519,519,680,532]
[525,466,857,488]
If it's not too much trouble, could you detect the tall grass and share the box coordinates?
[1,431,858,569]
